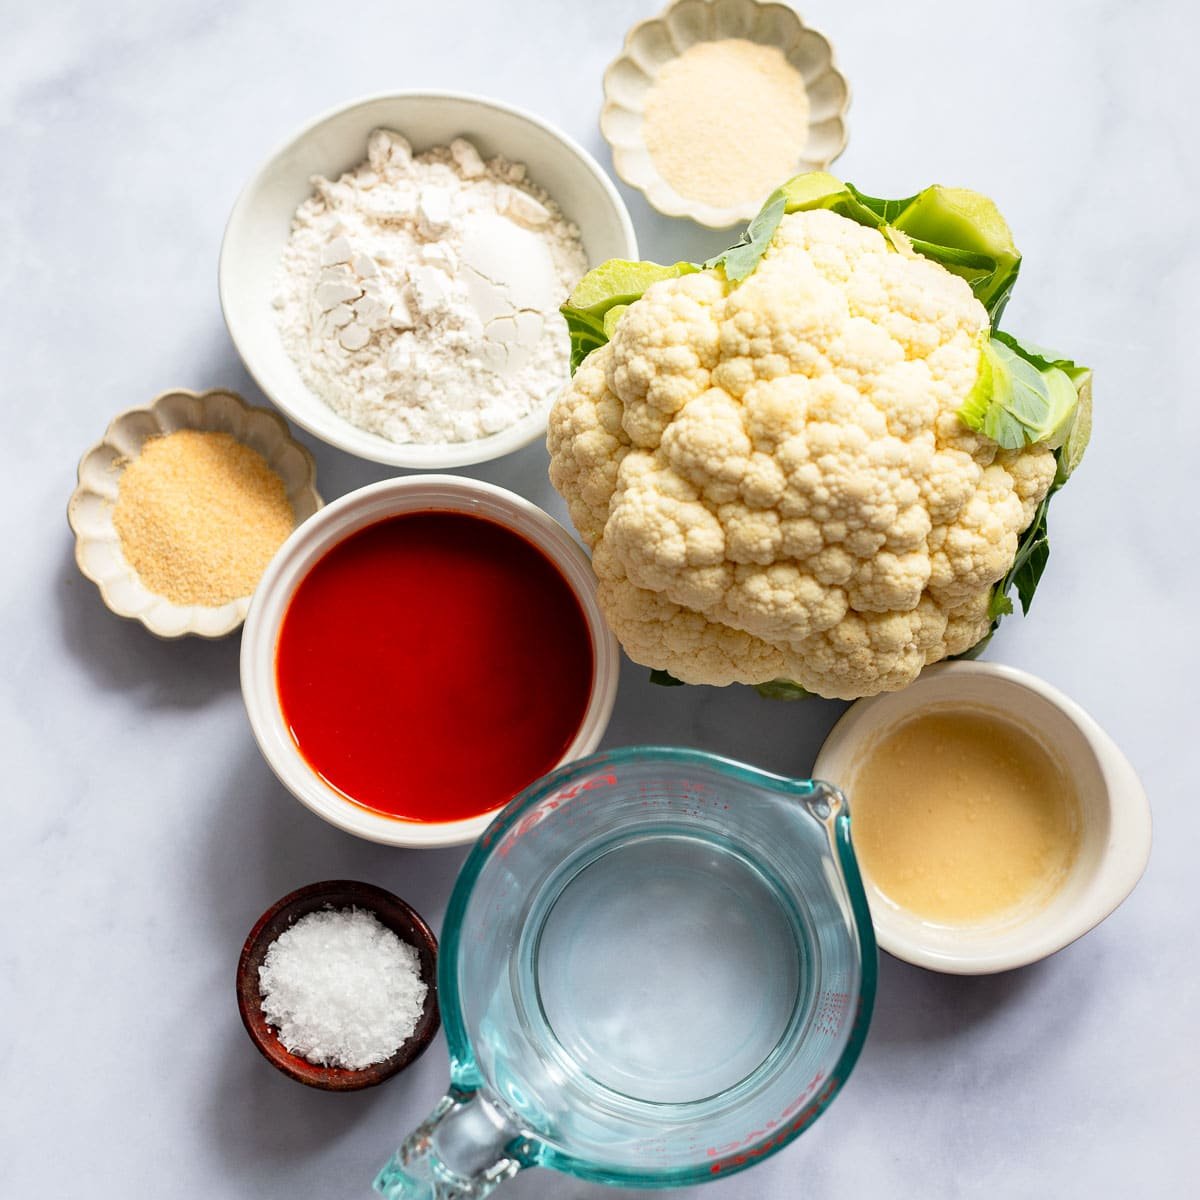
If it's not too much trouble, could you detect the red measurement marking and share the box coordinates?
[813,990,850,1036]
[706,1073,841,1174]
[706,1072,823,1159]
[498,774,617,855]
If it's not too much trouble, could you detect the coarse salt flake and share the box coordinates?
[258,907,427,1071]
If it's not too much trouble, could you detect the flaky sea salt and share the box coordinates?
[258,907,427,1070]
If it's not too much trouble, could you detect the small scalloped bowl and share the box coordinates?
[67,389,322,639]
[602,0,850,229]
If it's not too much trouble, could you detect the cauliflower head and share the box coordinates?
[549,207,1061,700]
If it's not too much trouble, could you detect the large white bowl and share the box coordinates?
[220,92,637,469]
[240,475,620,848]
[813,662,1151,975]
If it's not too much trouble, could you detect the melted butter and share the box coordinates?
[850,708,1081,925]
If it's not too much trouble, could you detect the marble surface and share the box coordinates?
[4,0,1197,1195]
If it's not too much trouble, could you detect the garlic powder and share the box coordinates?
[274,130,588,445]
[643,39,810,210]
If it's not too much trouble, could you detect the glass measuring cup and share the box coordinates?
[376,746,876,1197]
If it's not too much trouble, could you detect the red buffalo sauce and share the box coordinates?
[274,511,594,823]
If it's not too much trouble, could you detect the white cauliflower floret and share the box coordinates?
[998,445,1058,525]
[549,209,1057,700]
[547,346,630,544]
[608,273,724,447]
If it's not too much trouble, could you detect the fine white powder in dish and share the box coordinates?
[258,907,427,1070]
[643,39,810,209]
[273,129,588,445]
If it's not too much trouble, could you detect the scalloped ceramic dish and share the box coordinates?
[68,388,322,639]
[602,0,850,228]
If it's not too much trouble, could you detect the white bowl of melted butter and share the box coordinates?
[813,662,1151,974]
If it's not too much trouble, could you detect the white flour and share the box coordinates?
[273,129,588,444]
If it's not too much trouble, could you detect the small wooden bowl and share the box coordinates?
[236,880,439,1091]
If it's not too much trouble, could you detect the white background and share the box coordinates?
[3,1,1197,1196]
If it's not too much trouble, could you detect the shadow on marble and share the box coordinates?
[206,1023,398,1172]
[866,949,1068,1046]
[601,655,847,781]
[56,541,243,705]
[195,741,467,947]
[611,177,732,267]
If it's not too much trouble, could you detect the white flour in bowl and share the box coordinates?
[273,129,588,445]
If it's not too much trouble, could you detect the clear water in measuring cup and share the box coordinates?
[533,829,804,1105]
[443,754,869,1180]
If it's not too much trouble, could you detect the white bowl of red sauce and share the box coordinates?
[241,476,619,847]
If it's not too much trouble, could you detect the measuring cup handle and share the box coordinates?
[375,1089,526,1200]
